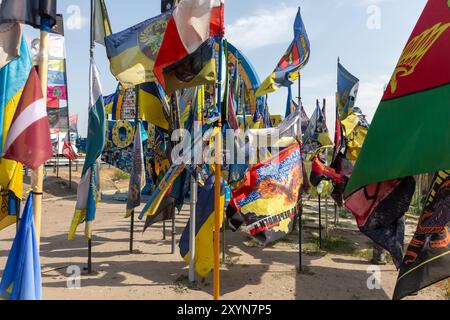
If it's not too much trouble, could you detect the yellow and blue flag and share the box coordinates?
[93,0,112,46]
[105,12,171,88]
[0,193,41,300]
[0,37,31,231]
[179,175,224,278]
[138,82,170,131]
[256,7,310,97]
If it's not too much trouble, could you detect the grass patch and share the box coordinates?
[172,275,199,294]
[111,169,130,182]
[318,235,356,254]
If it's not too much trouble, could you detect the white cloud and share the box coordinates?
[226,5,298,51]
[357,74,390,121]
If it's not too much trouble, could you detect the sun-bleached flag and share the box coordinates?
[69,59,106,240]
[3,67,52,169]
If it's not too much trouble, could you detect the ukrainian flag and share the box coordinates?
[105,12,171,88]
[138,82,170,131]
[179,175,224,278]
[0,37,31,231]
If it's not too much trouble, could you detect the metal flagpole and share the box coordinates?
[297,73,303,272]
[56,132,60,178]
[62,55,73,189]
[34,14,51,248]
[130,85,140,254]
[214,28,224,302]
[87,0,96,274]
[318,195,322,249]
[189,175,197,283]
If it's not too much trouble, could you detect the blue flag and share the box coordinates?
[0,193,41,300]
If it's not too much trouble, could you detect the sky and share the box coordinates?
[23,0,428,137]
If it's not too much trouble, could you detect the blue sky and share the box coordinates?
[24,0,427,136]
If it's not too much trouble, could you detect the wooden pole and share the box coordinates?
[34,22,50,247]
[213,34,224,301]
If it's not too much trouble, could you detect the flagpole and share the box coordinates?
[34,19,51,247]
[188,174,197,283]
[297,74,304,272]
[87,0,96,275]
[130,85,140,254]
[63,55,73,190]
[214,31,224,301]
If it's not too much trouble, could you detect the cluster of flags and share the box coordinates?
[0,0,57,301]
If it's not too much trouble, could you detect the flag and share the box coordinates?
[153,0,224,89]
[302,100,333,156]
[0,0,57,29]
[62,137,77,161]
[126,121,144,218]
[69,114,78,133]
[138,82,170,130]
[3,67,53,169]
[161,37,216,94]
[393,171,450,300]
[346,0,450,196]
[144,197,175,231]
[0,37,31,231]
[0,22,21,69]
[105,12,172,88]
[93,0,112,46]
[69,60,106,240]
[227,142,303,245]
[341,108,369,161]
[0,193,41,300]
[337,61,359,120]
[300,103,309,135]
[139,164,185,220]
[345,177,416,267]
[256,7,310,97]
[180,175,224,278]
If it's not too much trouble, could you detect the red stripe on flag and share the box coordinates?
[209,3,224,37]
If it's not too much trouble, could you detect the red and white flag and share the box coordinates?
[154,0,224,88]
[3,67,53,169]
[62,138,78,161]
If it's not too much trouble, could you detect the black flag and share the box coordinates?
[0,0,57,29]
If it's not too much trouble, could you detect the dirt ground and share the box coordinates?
[2,169,448,300]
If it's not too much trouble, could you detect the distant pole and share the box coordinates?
[163,221,166,240]
[62,55,73,189]
[171,207,176,254]
[56,132,60,178]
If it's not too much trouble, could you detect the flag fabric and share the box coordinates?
[341,107,369,161]
[345,177,416,267]
[0,37,31,231]
[69,114,78,133]
[180,174,224,278]
[3,67,53,169]
[256,7,310,97]
[139,164,185,220]
[144,197,175,231]
[337,61,359,120]
[0,193,41,300]
[161,37,216,94]
[227,142,303,245]
[138,82,170,131]
[346,0,450,196]
[302,100,333,156]
[0,0,57,29]
[0,22,21,69]
[105,12,172,88]
[153,0,224,89]
[126,121,144,218]
[69,60,106,240]
[93,0,112,46]
[393,170,450,300]
[62,137,77,161]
